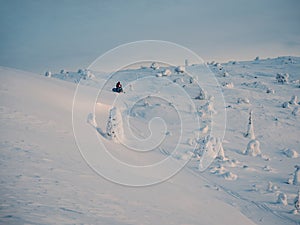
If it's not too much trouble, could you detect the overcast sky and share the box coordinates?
[0,0,299,73]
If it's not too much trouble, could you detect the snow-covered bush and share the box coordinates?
[237,97,250,104]
[198,100,216,114]
[289,95,298,105]
[195,135,224,160]
[60,69,66,74]
[162,69,172,76]
[222,171,238,181]
[292,107,299,116]
[294,190,300,214]
[255,56,260,61]
[267,181,278,192]
[106,107,124,143]
[150,62,159,70]
[277,192,288,206]
[81,69,95,80]
[293,165,300,185]
[266,88,275,94]
[175,66,185,73]
[45,71,51,77]
[276,73,289,84]
[282,101,290,108]
[244,139,261,156]
[222,82,234,88]
[223,71,229,77]
[195,88,207,100]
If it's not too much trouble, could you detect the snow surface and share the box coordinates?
[1,56,300,225]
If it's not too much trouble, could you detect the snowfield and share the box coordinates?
[1,56,300,225]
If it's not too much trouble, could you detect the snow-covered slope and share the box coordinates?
[1,56,300,225]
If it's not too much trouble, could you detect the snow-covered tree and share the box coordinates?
[106,107,124,143]
[244,139,261,157]
[293,165,300,185]
[244,110,255,139]
[277,192,288,206]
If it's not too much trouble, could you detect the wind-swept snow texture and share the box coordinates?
[1,56,300,225]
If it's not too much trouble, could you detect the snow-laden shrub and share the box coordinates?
[150,62,159,70]
[237,97,250,104]
[244,139,261,156]
[255,56,260,61]
[175,66,185,73]
[266,88,275,94]
[195,136,225,170]
[222,171,238,181]
[267,181,278,192]
[198,100,216,114]
[283,148,298,158]
[60,69,66,74]
[162,69,172,76]
[223,72,229,77]
[289,95,298,105]
[156,73,162,77]
[293,165,300,185]
[277,192,288,206]
[294,190,300,214]
[276,73,289,84]
[81,69,95,80]
[292,107,299,116]
[106,107,124,143]
[45,71,51,77]
[222,82,234,88]
[282,101,290,108]
[201,125,209,134]
[77,69,83,74]
[195,88,207,100]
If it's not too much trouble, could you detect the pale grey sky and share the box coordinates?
[0,0,299,73]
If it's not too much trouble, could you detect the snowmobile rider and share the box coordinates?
[116,81,123,93]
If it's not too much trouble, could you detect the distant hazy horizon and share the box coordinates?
[0,0,299,73]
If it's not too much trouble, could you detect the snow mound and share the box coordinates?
[244,140,261,156]
[283,148,298,158]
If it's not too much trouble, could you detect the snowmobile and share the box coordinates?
[112,81,124,93]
